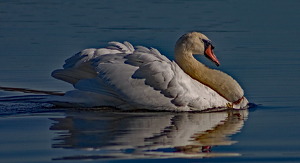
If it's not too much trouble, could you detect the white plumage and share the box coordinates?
[50,32,248,111]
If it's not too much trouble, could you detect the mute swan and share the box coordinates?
[51,32,248,111]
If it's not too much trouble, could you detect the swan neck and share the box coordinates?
[174,50,210,84]
[174,48,244,103]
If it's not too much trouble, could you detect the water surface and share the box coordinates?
[0,0,300,162]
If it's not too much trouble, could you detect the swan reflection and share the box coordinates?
[50,109,248,160]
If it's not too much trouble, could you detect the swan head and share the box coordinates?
[175,32,220,66]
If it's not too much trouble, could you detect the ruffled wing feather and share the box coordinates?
[51,42,229,111]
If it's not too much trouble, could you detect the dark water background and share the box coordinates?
[0,0,300,162]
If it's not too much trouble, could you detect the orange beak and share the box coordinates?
[205,45,220,66]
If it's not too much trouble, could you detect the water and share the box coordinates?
[0,0,300,162]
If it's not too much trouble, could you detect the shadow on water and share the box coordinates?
[50,109,249,160]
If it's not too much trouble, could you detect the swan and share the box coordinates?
[50,32,248,111]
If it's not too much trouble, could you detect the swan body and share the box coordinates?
[51,32,248,111]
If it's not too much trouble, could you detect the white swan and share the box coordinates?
[51,32,248,111]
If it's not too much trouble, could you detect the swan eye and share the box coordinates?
[202,39,214,50]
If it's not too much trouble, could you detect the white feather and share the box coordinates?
[51,38,248,111]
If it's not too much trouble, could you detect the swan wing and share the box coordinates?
[52,42,228,111]
[51,42,134,84]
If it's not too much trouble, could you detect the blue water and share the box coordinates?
[1,0,300,162]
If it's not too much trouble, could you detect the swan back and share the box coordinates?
[52,41,234,110]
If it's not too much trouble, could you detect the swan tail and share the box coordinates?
[51,65,97,85]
